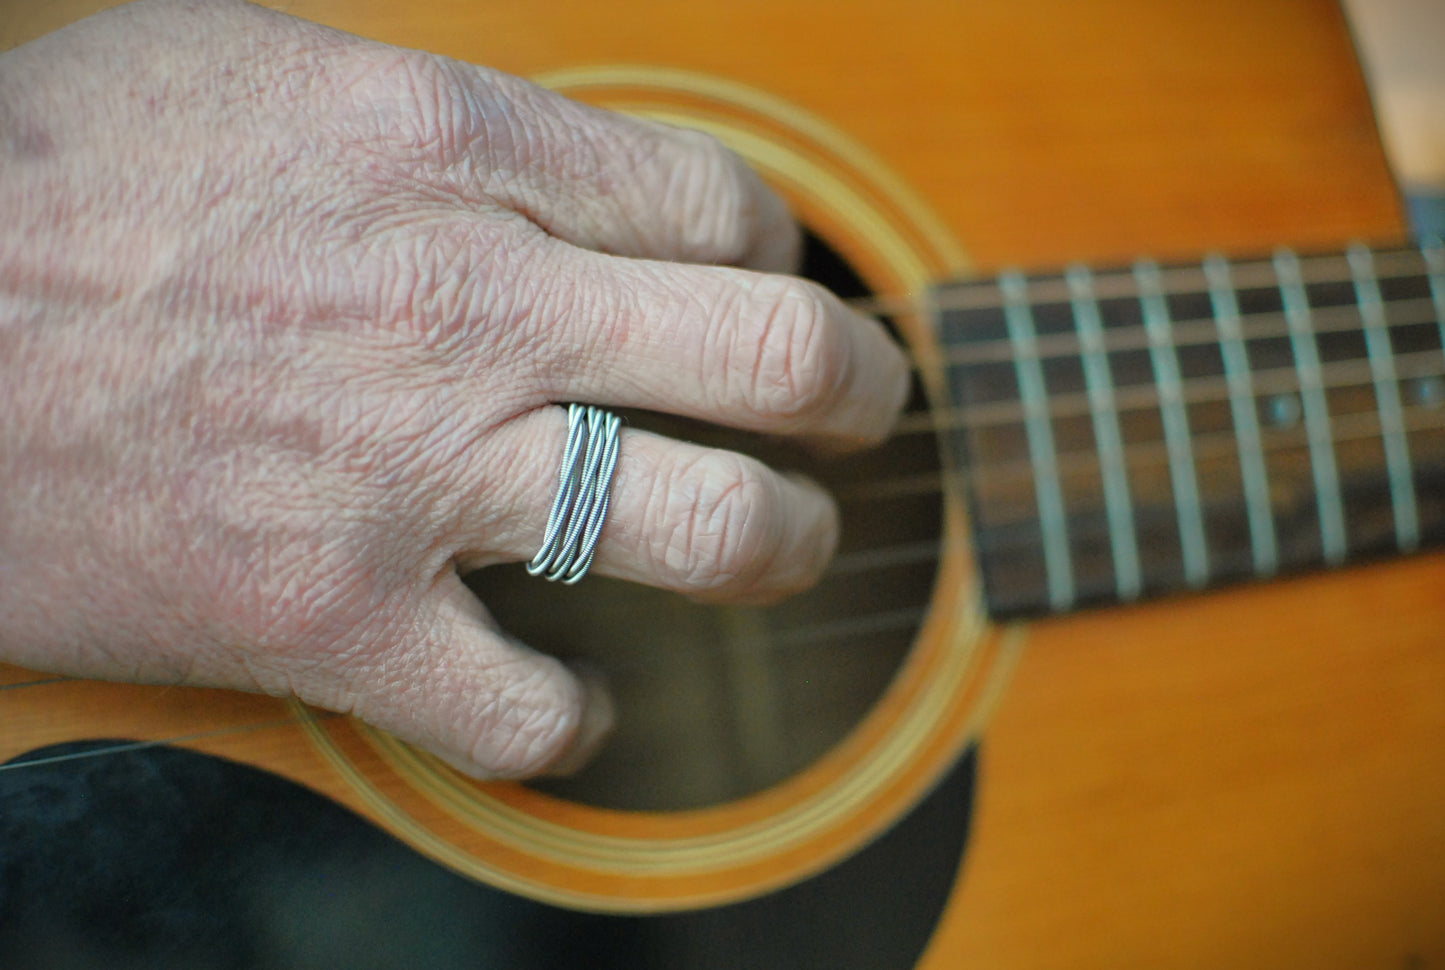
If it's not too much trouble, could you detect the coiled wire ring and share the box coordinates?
[526,404,622,584]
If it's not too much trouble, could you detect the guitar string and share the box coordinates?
[0,675,73,692]
[0,544,947,699]
[7,393,1442,765]
[6,386,1398,711]
[0,443,953,768]
[0,712,342,775]
[5,253,1440,770]
[24,428,1439,769]
[893,348,1445,433]
[16,397,1439,764]
[6,397,1442,694]
[0,596,938,772]
[9,379,1431,710]
[956,397,1445,486]
[13,417,1430,739]
[832,393,1445,501]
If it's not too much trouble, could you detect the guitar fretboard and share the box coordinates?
[938,243,1445,618]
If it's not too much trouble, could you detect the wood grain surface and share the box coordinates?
[4,0,1444,966]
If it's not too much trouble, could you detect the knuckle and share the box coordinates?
[660,128,757,265]
[656,451,781,593]
[349,49,482,168]
[744,277,850,424]
[369,216,537,355]
[376,219,478,344]
[391,52,454,137]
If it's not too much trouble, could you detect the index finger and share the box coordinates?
[390,56,802,272]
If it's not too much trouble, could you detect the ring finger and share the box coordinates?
[452,405,839,603]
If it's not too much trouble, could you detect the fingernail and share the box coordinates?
[545,665,615,777]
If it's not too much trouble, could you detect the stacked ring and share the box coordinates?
[526,404,622,584]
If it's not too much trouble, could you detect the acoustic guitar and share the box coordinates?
[3,0,1444,966]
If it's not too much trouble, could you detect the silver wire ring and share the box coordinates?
[526,404,622,584]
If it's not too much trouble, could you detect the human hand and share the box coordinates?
[0,0,910,778]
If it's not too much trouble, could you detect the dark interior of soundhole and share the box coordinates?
[468,233,945,811]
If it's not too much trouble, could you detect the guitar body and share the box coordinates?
[5,0,1445,965]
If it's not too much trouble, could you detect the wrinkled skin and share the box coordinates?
[0,0,909,778]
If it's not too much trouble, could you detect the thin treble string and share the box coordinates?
[0,711,343,775]
[826,537,940,574]
[887,348,1445,434]
[854,299,1442,372]
[0,580,946,769]
[0,675,73,692]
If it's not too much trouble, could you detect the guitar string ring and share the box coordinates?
[526,403,622,584]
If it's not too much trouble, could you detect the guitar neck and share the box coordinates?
[940,242,1445,618]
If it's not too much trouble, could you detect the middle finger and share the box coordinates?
[515,247,911,446]
[452,405,840,603]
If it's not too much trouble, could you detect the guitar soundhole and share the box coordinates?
[468,233,944,811]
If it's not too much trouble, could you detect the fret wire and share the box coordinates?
[1068,265,1141,601]
[1349,244,1419,552]
[1137,259,1209,587]
[850,246,1435,317]
[1000,270,1074,610]
[904,347,1445,435]
[932,298,1439,368]
[1276,248,1347,565]
[1426,239,1445,354]
[1205,254,1278,575]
